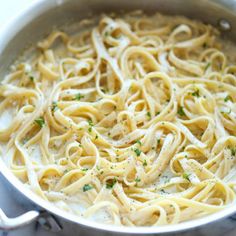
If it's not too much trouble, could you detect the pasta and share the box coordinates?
[1,12,236,226]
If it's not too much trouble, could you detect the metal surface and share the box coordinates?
[0,0,236,235]
[37,212,62,232]
[0,209,39,230]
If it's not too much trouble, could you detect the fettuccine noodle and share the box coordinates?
[1,12,236,226]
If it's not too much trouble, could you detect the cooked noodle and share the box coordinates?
[1,12,236,226]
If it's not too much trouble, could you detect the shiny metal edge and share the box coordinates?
[1,156,235,234]
[0,208,39,230]
[0,0,236,234]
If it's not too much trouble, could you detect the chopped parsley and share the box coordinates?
[155,111,160,116]
[177,106,186,116]
[95,134,98,140]
[106,178,117,189]
[75,93,84,101]
[232,149,236,156]
[88,119,94,126]
[229,146,236,156]
[51,101,58,112]
[82,168,88,172]
[143,159,147,167]
[191,89,200,97]
[182,173,191,181]
[34,117,45,128]
[147,111,151,119]
[157,139,161,145]
[160,189,167,194]
[83,184,93,192]
[29,76,34,82]
[136,140,142,146]
[134,148,141,156]
[224,95,232,102]
[101,88,107,93]
[135,177,141,183]
[87,119,94,132]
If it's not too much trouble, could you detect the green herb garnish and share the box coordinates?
[229,146,236,156]
[160,189,167,194]
[88,119,94,126]
[75,93,84,101]
[136,140,142,146]
[134,148,141,156]
[34,117,45,128]
[51,101,58,112]
[88,119,94,132]
[177,106,186,116]
[106,178,117,189]
[191,89,200,97]
[135,177,141,183]
[224,95,232,102]
[83,184,93,192]
[182,173,191,181]
[143,159,147,167]
[147,112,151,119]
[29,76,34,82]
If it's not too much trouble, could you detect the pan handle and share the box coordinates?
[0,208,39,230]
[0,208,62,232]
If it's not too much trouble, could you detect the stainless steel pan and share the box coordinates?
[0,0,236,235]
